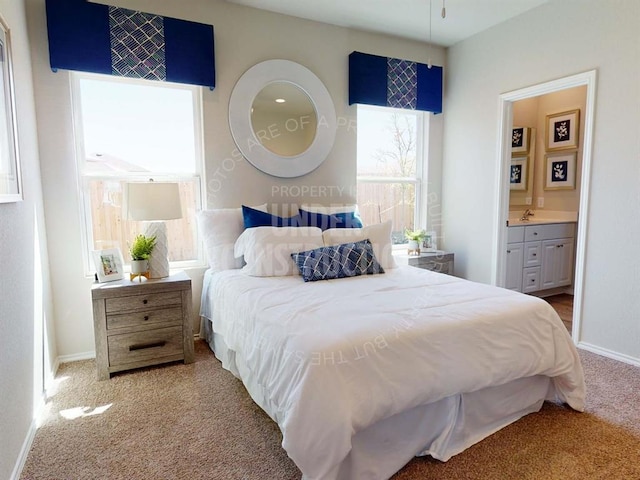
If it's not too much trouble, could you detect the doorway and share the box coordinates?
[492,70,597,343]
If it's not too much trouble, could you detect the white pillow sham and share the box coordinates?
[322,220,397,269]
[197,204,267,271]
[234,226,324,277]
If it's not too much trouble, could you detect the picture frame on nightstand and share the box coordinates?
[92,248,125,283]
[422,231,437,251]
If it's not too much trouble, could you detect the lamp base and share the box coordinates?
[143,221,170,279]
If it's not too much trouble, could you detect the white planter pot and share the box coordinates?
[407,240,421,256]
[130,259,149,274]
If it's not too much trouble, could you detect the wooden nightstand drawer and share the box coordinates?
[107,307,183,330]
[105,291,181,314]
[108,326,183,367]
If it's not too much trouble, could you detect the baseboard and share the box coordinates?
[10,418,37,480]
[57,350,96,365]
[577,342,640,367]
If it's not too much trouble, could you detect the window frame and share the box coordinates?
[356,104,429,246]
[70,72,206,275]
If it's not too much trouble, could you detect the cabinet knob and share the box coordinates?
[533,232,538,236]
[531,279,535,282]
[532,253,537,257]
[144,315,149,321]
[507,250,511,254]
[143,299,148,304]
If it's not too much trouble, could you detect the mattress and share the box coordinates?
[200,266,585,479]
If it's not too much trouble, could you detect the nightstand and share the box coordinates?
[394,251,455,274]
[91,271,194,380]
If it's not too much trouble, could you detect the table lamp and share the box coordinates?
[124,181,182,278]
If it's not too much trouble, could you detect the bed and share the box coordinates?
[196,207,585,480]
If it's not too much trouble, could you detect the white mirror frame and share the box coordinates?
[229,59,337,178]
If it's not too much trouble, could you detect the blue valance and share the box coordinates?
[348,51,442,114]
[45,0,215,89]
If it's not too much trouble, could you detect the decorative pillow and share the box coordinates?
[298,208,363,230]
[322,220,397,269]
[291,239,384,282]
[197,204,267,271]
[234,226,324,277]
[242,205,300,228]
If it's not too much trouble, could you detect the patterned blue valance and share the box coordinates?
[349,51,442,114]
[45,0,215,89]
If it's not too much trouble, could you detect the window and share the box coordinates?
[356,105,427,244]
[71,73,204,273]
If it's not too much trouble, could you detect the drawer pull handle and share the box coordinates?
[143,299,148,305]
[129,341,166,351]
[144,315,149,321]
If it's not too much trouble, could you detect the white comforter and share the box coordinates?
[204,267,585,479]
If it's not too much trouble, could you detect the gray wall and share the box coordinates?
[26,0,446,357]
[1,0,54,478]
[442,0,640,360]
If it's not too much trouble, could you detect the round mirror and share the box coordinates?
[229,60,336,178]
[250,82,317,157]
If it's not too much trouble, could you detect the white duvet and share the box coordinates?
[203,267,585,479]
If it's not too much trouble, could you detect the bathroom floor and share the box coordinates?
[545,293,573,333]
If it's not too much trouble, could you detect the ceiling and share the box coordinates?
[225,0,550,47]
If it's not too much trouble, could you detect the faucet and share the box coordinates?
[520,209,535,221]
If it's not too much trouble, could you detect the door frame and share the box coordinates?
[492,70,597,343]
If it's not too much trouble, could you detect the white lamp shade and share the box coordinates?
[124,182,182,221]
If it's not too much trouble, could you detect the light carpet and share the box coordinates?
[20,340,640,479]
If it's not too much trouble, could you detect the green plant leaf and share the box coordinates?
[129,234,157,260]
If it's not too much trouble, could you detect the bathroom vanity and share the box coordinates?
[506,221,575,294]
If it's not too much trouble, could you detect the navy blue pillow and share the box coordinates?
[291,239,384,282]
[242,205,300,228]
[298,209,363,231]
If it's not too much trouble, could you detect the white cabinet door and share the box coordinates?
[506,243,524,292]
[556,238,575,287]
[541,238,575,289]
[541,240,558,289]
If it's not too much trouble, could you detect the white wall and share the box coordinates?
[0,0,55,477]
[442,0,640,360]
[26,0,445,357]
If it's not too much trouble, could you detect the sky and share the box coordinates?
[356,105,418,175]
[79,78,196,174]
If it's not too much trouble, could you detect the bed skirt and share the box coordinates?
[200,316,556,479]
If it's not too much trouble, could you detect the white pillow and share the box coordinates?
[322,220,397,270]
[234,226,324,277]
[300,203,359,215]
[196,204,267,271]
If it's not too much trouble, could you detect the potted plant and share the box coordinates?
[129,234,157,279]
[405,228,426,256]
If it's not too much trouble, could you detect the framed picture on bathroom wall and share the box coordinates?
[510,155,528,191]
[544,152,576,190]
[546,109,580,152]
[511,127,530,154]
